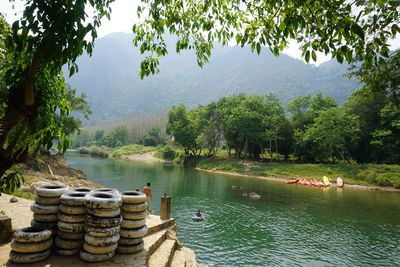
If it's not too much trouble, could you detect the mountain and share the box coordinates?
[65,32,360,123]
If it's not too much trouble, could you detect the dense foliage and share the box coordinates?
[0,1,113,177]
[133,0,400,79]
[167,90,400,164]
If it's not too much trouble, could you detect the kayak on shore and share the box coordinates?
[288,178,327,187]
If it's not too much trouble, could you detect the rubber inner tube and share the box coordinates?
[60,192,87,206]
[13,227,52,243]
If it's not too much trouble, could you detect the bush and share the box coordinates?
[156,145,178,160]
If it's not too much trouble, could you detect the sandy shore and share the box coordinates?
[195,168,400,193]
[121,152,165,163]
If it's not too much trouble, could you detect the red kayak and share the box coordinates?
[286,178,299,184]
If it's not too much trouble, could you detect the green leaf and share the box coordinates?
[351,23,365,40]
[305,50,310,63]
[391,24,400,35]
[312,50,317,62]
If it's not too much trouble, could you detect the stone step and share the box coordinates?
[146,215,176,236]
[143,228,168,261]
[171,247,197,267]
[148,239,177,267]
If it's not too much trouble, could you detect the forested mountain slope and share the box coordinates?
[66,32,360,123]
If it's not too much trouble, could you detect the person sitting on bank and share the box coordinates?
[143,182,152,214]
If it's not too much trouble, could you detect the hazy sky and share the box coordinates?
[1,0,399,66]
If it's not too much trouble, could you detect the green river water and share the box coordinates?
[66,152,400,266]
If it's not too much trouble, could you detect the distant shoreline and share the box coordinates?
[121,151,165,163]
[194,168,400,193]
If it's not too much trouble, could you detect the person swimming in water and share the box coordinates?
[195,209,202,217]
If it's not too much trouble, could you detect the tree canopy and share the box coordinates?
[133,0,400,78]
[0,0,113,177]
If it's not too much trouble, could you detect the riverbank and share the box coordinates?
[74,145,400,190]
[121,152,165,163]
[7,154,102,199]
[196,158,400,191]
[116,149,400,191]
[196,167,400,192]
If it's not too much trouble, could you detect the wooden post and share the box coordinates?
[160,193,171,220]
[0,216,13,243]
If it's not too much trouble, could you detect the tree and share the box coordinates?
[289,94,338,161]
[297,108,360,163]
[288,93,337,130]
[103,126,130,148]
[345,88,387,163]
[0,1,113,178]
[166,104,200,155]
[196,103,222,157]
[133,0,400,78]
[351,51,400,104]
[94,130,105,146]
[139,127,165,146]
[370,103,400,163]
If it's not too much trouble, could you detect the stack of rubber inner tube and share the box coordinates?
[117,191,148,254]
[54,189,90,256]
[80,191,122,262]
[9,227,53,264]
[31,184,68,233]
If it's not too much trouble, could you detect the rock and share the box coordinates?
[0,215,13,243]
[10,197,18,203]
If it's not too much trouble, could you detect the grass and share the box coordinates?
[111,144,156,158]
[196,157,400,188]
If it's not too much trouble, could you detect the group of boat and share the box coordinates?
[286,176,344,188]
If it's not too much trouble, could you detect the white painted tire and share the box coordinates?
[122,211,147,220]
[59,204,86,215]
[84,234,120,246]
[54,248,80,256]
[85,192,122,210]
[58,212,86,223]
[11,238,53,253]
[55,236,84,250]
[79,250,115,263]
[83,242,118,255]
[36,184,68,197]
[85,215,122,228]
[34,195,60,205]
[121,191,146,204]
[93,188,120,195]
[31,220,57,231]
[85,225,120,237]
[33,213,58,222]
[121,202,147,213]
[13,227,52,243]
[87,208,121,218]
[121,218,146,229]
[118,237,143,246]
[31,203,59,214]
[71,187,92,194]
[120,225,148,239]
[60,192,87,206]
[116,241,144,254]
[9,248,51,263]
[57,230,84,240]
[57,221,85,233]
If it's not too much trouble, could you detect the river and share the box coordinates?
[66,152,400,266]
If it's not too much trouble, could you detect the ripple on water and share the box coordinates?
[65,153,400,267]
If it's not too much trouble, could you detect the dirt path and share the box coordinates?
[121,152,165,163]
